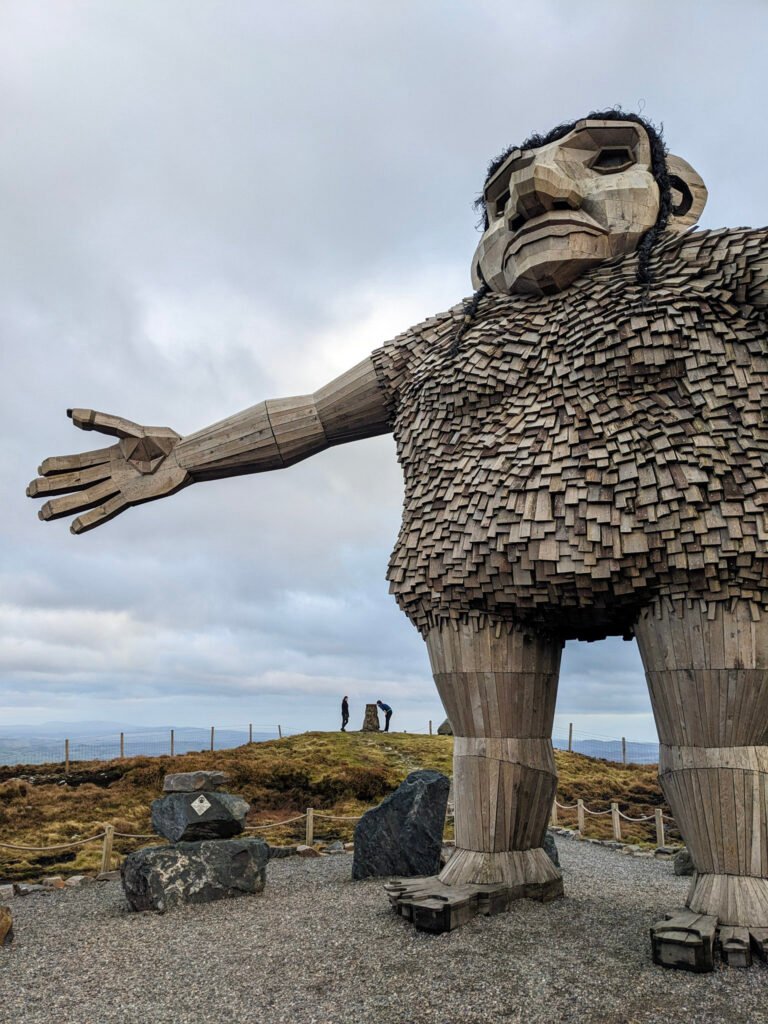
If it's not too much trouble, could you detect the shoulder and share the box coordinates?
[652,227,768,303]
[369,300,470,396]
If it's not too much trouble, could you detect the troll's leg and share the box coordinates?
[426,620,563,894]
[636,598,768,927]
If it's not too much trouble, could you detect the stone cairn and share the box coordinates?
[121,770,268,913]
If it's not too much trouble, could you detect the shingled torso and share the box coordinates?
[370,228,768,640]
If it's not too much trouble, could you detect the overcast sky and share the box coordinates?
[1,1,766,742]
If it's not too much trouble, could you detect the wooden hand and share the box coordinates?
[27,409,191,534]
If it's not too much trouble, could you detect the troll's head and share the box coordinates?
[471,110,707,296]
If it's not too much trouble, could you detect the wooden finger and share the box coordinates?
[27,463,113,498]
[71,494,128,535]
[38,445,118,476]
[38,479,120,521]
[67,408,144,439]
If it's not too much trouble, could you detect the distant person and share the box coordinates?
[376,700,392,732]
[341,695,349,731]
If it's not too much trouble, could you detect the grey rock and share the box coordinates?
[64,875,87,887]
[121,837,268,913]
[353,769,449,880]
[14,883,47,895]
[163,770,230,793]
[95,870,121,881]
[296,845,320,858]
[436,718,453,735]
[325,840,345,854]
[267,844,298,859]
[151,791,249,842]
[543,831,560,867]
[674,847,694,876]
[0,884,14,900]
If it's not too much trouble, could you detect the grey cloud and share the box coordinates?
[1,1,766,737]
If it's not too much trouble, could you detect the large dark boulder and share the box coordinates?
[353,769,449,880]
[151,791,249,842]
[437,719,453,735]
[121,837,268,913]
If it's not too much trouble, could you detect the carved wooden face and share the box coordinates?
[472,119,678,296]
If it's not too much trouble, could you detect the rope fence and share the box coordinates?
[1,795,679,881]
[552,797,678,847]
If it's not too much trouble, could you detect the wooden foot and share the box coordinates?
[384,873,563,933]
[650,910,717,972]
[651,910,764,970]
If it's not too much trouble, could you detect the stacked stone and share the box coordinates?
[121,770,268,913]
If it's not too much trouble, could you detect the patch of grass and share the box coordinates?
[0,732,668,880]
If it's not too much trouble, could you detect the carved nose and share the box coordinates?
[508,159,583,228]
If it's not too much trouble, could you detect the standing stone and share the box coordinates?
[437,718,453,735]
[361,704,380,731]
[121,837,268,913]
[0,907,13,946]
[163,771,230,792]
[353,770,450,879]
[151,791,249,842]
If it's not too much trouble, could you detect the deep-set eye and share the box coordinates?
[494,190,510,219]
[590,147,634,174]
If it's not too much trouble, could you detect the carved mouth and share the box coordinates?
[506,210,607,258]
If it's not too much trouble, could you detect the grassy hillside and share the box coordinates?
[0,732,671,881]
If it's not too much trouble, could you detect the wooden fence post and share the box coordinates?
[622,737,627,764]
[249,723,253,744]
[305,807,314,846]
[170,729,175,757]
[65,738,70,773]
[278,724,282,739]
[577,798,585,834]
[429,719,432,736]
[210,726,215,752]
[655,807,665,848]
[611,802,622,842]
[100,824,115,873]
[120,732,125,759]
[568,723,573,752]
[550,797,558,827]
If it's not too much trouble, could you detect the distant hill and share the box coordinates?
[0,731,670,882]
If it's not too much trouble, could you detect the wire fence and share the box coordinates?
[0,723,661,769]
[552,726,659,765]
[0,726,282,768]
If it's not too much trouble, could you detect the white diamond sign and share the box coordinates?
[191,795,211,816]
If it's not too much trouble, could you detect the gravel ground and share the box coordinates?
[0,838,766,1024]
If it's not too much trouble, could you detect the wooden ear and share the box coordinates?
[666,154,707,229]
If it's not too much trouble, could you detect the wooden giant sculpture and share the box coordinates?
[28,111,768,959]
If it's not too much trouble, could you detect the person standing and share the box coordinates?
[376,699,392,732]
[341,695,349,731]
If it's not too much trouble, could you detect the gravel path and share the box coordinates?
[1,839,765,1024]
